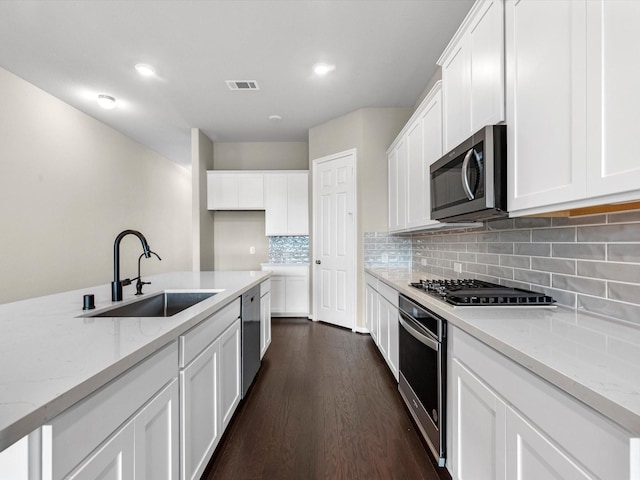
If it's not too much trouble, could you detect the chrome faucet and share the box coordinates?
[135,250,162,295]
[112,229,151,301]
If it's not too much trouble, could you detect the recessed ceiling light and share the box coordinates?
[313,63,335,75]
[135,64,156,77]
[97,94,117,110]
[268,114,282,121]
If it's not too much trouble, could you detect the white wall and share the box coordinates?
[0,67,192,304]
[191,128,215,271]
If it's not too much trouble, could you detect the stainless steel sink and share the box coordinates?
[86,291,221,317]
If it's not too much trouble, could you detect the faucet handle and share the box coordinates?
[121,278,132,286]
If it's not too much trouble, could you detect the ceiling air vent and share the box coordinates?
[226,80,260,91]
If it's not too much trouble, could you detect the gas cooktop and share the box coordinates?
[409,279,556,306]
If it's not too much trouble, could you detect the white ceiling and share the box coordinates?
[0,0,473,165]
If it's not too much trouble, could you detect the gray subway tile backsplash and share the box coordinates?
[366,208,640,325]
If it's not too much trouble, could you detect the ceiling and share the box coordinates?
[0,0,473,165]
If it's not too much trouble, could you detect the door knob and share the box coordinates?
[315,260,321,265]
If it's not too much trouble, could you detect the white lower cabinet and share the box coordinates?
[450,359,506,480]
[180,300,241,480]
[365,275,399,382]
[260,279,272,359]
[42,341,179,480]
[261,265,309,317]
[449,325,636,480]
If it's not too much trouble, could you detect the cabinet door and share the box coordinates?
[264,174,288,235]
[506,0,587,212]
[134,378,179,480]
[260,292,271,358]
[67,421,135,480]
[586,1,640,198]
[180,341,219,480]
[406,117,425,230]
[450,359,506,480]
[208,173,239,210]
[420,83,443,228]
[442,38,471,152]
[219,320,241,431]
[387,300,399,382]
[377,296,390,362]
[469,0,505,132]
[238,174,264,209]
[506,408,593,480]
[285,275,308,315]
[287,173,309,235]
[270,276,285,314]
[366,284,379,344]
[388,138,407,232]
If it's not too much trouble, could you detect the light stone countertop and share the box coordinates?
[0,270,269,452]
[366,267,640,436]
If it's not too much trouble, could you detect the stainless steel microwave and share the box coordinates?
[430,125,507,222]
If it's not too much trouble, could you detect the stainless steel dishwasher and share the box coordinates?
[241,285,261,397]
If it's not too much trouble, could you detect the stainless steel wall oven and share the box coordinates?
[398,295,446,467]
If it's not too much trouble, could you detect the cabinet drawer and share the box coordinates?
[452,326,633,480]
[180,298,240,368]
[377,281,398,308]
[47,340,178,479]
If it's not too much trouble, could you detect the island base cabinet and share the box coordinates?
[180,318,242,480]
[40,341,179,480]
[449,326,636,480]
[68,378,179,480]
[260,280,272,359]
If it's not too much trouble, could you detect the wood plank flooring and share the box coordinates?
[203,317,441,480]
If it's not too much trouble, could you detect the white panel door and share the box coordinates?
[586,1,640,197]
[313,150,356,330]
[451,358,506,480]
[506,0,587,212]
[133,378,179,480]
[506,408,593,480]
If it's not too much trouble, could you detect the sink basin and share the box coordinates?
[86,291,220,318]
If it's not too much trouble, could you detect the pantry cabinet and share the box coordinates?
[207,171,264,210]
[438,0,504,152]
[507,0,640,215]
[265,172,309,236]
[448,325,634,480]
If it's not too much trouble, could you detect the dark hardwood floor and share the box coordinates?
[203,317,440,480]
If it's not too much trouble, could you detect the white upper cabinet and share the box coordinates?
[387,82,478,233]
[388,136,407,232]
[438,0,505,152]
[265,172,309,236]
[585,1,640,198]
[207,172,264,210]
[507,0,640,215]
[506,0,587,213]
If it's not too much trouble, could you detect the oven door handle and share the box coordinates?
[399,313,439,351]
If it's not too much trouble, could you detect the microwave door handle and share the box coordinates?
[461,148,475,200]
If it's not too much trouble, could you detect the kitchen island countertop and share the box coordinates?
[0,270,269,452]
[366,267,640,436]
